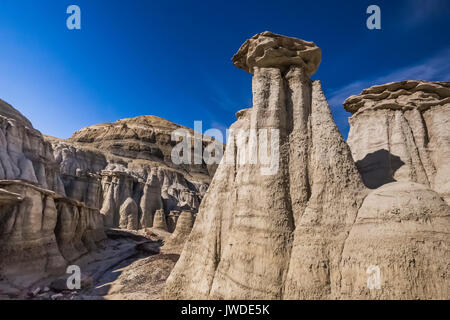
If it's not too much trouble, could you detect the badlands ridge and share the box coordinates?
[1,31,449,300]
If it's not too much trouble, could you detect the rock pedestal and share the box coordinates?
[165,32,450,300]
[344,81,450,204]
[164,32,367,299]
[164,211,195,249]
[153,209,168,231]
[119,197,139,230]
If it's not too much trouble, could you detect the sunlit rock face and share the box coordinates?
[165,32,367,300]
[48,115,218,231]
[340,181,450,299]
[232,31,321,75]
[345,80,450,204]
[164,33,450,300]
[0,99,65,194]
[0,102,105,289]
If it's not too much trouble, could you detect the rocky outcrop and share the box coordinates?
[0,181,66,285]
[153,209,168,231]
[344,81,450,203]
[0,99,65,194]
[0,102,106,290]
[48,115,218,231]
[0,179,106,288]
[164,32,368,299]
[164,211,195,250]
[165,32,450,300]
[119,197,139,230]
[340,181,450,299]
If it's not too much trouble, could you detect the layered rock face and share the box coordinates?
[0,99,65,194]
[0,101,106,288]
[164,31,368,299]
[48,115,216,231]
[339,81,450,299]
[344,81,450,203]
[165,32,450,300]
[340,181,450,299]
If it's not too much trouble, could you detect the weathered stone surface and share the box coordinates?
[48,115,217,230]
[340,182,450,299]
[166,211,180,233]
[232,31,321,76]
[165,33,367,300]
[164,211,194,250]
[0,99,33,128]
[153,209,168,231]
[0,181,66,284]
[2,33,450,300]
[0,104,106,290]
[119,197,139,230]
[344,81,450,203]
[0,100,65,194]
[57,196,105,256]
[0,180,106,289]
[165,33,450,300]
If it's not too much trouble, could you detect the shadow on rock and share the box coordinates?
[356,149,405,189]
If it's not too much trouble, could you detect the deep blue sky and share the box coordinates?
[0,0,449,140]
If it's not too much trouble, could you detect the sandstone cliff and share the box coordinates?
[164,32,450,300]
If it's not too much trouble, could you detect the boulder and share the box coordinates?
[340,182,450,299]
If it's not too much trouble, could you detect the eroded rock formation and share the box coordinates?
[0,99,65,194]
[48,115,217,231]
[164,32,450,300]
[164,211,195,250]
[153,209,168,231]
[119,197,139,230]
[344,81,450,204]
[340,181,450,299]
[0,101,106,289]
[165,31,368,299]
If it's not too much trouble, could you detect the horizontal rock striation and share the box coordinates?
[232,31,321,76]
[344,81,450,203]
[0,99,65,194]
[340,181,450,299]
[48,115,217,231]
[0,103,106,290]
[0,180,106,288]
[164,211,195,250]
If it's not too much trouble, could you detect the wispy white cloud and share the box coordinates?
[327,47,450,110]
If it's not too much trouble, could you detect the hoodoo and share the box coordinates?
[344,80,450,203]
[164,31,368,299]
[164,32,450,300]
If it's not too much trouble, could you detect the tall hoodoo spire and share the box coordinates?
[164,32,366,299]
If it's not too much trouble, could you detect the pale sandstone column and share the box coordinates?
[165,31,367,300]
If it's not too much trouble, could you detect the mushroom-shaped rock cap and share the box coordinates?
[344,80,450,114]
[232,31,321,76]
